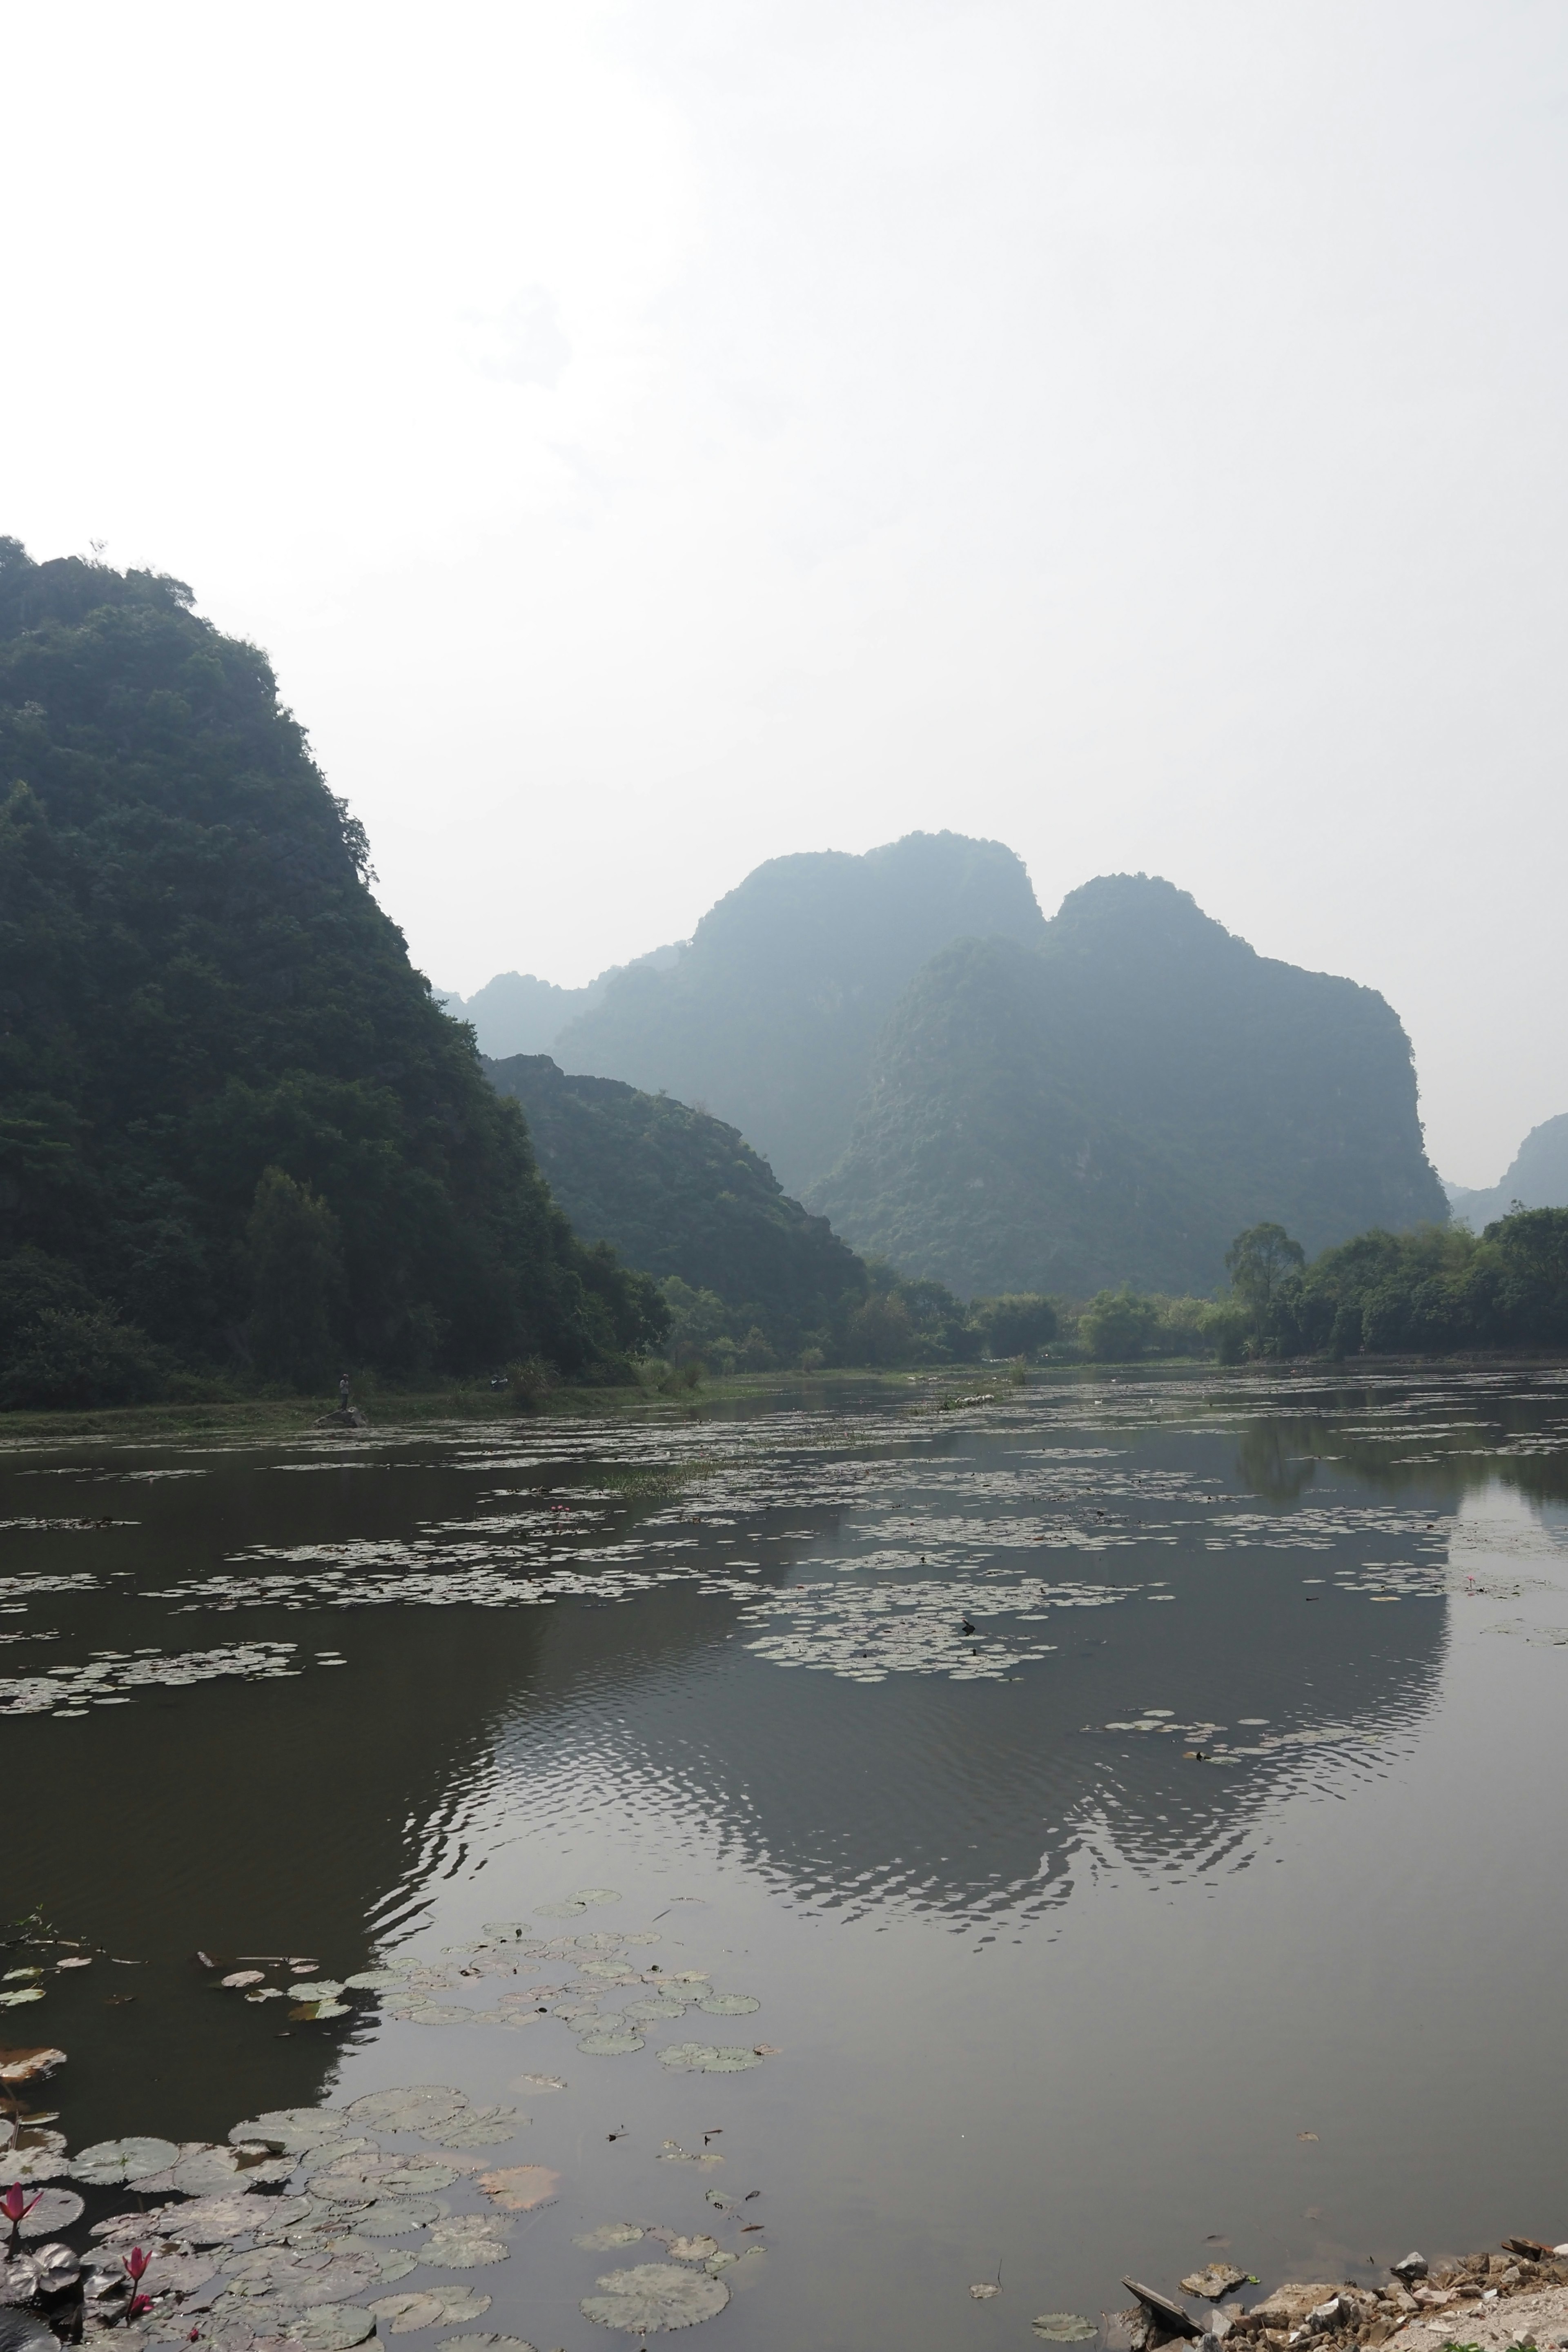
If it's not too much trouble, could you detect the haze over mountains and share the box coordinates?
[456,833,1447,1298]
[1446,1115,1568,1232]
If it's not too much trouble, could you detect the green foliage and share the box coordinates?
[967,1293,1058,1356]
[813,874,1448,1297]
[0,1246,166,1406]
[554,831,1047,1194]
[486,1055,865,1364]
[246,1165,344,1388]
[1080,1287,1160,1360]
[0,539,666,1397]
[1225,1221,1306,1339]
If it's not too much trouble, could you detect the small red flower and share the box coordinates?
[123,2246,152,2282]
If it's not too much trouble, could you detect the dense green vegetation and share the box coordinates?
[1060,1209,1568,1362]
[813,874,1448,1298]
[0,540,665,1405]
[556,831,1047,1194]
[483,1052,866,1367]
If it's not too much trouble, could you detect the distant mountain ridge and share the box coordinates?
[810,874,1447,1297]
[439,944,679,1059]
[1445,1112,1568,1230]
[551,831,1045,1194]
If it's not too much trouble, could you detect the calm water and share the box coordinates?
[5,1365,1568,2350]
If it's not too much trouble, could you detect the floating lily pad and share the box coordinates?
[530,1904,585,1920]
[434,2336,538,2352]
[0,1993,43,2010]
[288,1982,347,2002]
[427,2107,519,2150]
[0,2308,55,2352]
[666,2237,718,2263]
[576,2029,644,2056]
[341,1971,408,1991]
[0,2148,67,2187]
[391,2005,481,2027]
[222,1971,267,1990]
[695,1996,759,2016]
[623,1999,686,2022]
[290,1999,351,2022]
[368,2288,493,2334]
[277,2303,378,2350]
[476,2167,559,2212]
[346,2198,448,2236]
[1032,2317,1097,2341]
[579,2262,729,2332]
[513,2077,565,2093]
[569,1890,621,1907]
[656,2043,761,2074]
[345,2088,468,2133]
[17,2186,83,2238]
[230,2108,345,2153]
[71,2135,180,2184]
[422,2219,510,2270]
[572,2226,645,2252]
[221,2245,385,2306]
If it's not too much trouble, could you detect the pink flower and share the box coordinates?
[123,2246,152,2282]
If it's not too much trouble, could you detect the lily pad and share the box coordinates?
[0,1992,44,2010]
[666,2237,719,2263]
[288,1982,347,2002]
[514,2077,564,2093]
[569,1889,621,1907]
[623,1999,686,2022]
[71,2135,180,2185]
[290,1999,352,2022]
[220,2245,385,2306]
[369,2288,493,2334]
[277,2304,378,2350]
[476,2167,559,2212]
[576,2030,644,2056]
[422,2219,510,2270]
[0,2148,67,2187]
[656,2043,761,2074]
[1032,2318,1097,2342]
[17,2186,83,2237]
[579,2262,729,2332]
[435,2337,538,2352]
[695,1996,759,2016]
[351,2199,448,2236]
[341,1971,408,1992]
[222,1971,267,1990]
[345,2087,469,2133]
[572,2226,646,2251]
[427,2107,519,2151]
[0,2309,54,2352]
[230,2109,345,2153]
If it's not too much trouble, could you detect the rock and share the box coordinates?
[1183,2268,1250,2302]
[1250,2287,1345,2331]
[1308,2298,1352,2334]
[1390,2256,1427,2283]
[313,1407,369,1429]
[1503,2241,1555,2264]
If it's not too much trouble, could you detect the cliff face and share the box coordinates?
[555,831,1047,1195]
[809,875,1448,1298]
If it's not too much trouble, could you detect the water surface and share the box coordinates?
[6,1364,1568,2350]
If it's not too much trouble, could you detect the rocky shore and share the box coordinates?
[1125,2243,1568,2352]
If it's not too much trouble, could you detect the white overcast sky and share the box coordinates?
[6,0,1566,1185]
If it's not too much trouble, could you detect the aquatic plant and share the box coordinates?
[3,2180,41,2252]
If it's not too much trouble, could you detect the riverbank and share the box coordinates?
[1130,2246,1568,2352]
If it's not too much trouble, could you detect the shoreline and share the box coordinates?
[1127,2246,1568,2352]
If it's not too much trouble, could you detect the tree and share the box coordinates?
[246,1166,345,1390]
[969,1293,1058,1357]
[1080,1287,1159,1360]
[1225,1222,1305,1338]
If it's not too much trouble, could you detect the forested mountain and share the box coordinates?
[1446,1113,1568,1231]
[0,539,663,1404]
[555,831,1046,1193]
[811,875,1447,1298]
[483,1053,866,1361]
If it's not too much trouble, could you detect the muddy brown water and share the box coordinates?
[4,1365,1568,2351]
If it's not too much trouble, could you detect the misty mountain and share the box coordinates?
[440,944,679,1058]
[552,831,1046,1194]
[809,874,1448,1298]
[0,539,663,1402]
[483,1053,866,1359]
[1445,1113,1568,1231]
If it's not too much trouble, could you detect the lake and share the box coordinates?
[5,1362,1568,2352]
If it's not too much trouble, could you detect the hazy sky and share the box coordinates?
[7,0,1566,1185]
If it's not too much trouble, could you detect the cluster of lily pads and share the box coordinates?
[736,1575,1124,1684]
[0,1893,782,2344]
[0,1643,312,1719]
